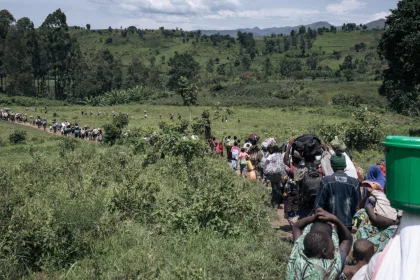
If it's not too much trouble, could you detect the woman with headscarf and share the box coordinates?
[366,164,386,190]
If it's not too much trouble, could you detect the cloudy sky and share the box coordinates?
[1,0,398,30]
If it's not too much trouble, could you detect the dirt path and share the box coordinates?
[10,121,99,144]
[227,161,293,240]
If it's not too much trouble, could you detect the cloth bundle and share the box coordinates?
[264,153,286,183]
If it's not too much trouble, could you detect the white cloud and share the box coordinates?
[99,0,242,15]
[326,0,365,15]
[120,3,138,11]
[369,11,390,22]
[205,8,319,20]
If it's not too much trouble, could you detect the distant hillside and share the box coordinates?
[365,19,386,30]
[199,19,386,37]
[200,21,333,37]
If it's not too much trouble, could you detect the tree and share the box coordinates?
[291,34,297,48]
[300,36,306,56]
[86,24,91,30]
[127,26,137,33]
[263,57,273,76]
[265,39,275,53]
[283,37,290,52]
[241,55,251,71]
[177,76,198,106]
[0,9,15,91]
[108,26,112,33]
[206,58,214,73]
[378,0,420,115]
[362,25,368,30]
[167,52,200,90]
[340,55,354,71]
[4,25,34,96]
[124,59,149,88]
[298,26,306,35]
[41,9,81,100]
[279,57,302,76]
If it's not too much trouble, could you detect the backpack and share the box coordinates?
[231,148,239,160]
[300,165,322,206]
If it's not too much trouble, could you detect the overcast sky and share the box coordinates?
[1,0,398,30]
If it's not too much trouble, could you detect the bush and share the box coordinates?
[9,130,27,144]
[317,108,383,151]
[332,93,363,107]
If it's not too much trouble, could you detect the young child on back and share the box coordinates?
[286,208,353,280]
[342,239,374,280]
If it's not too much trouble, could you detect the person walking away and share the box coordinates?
[314,151,361,231]
[42,119,47,131]
[330,137,358,180]
[215,139,224,157]
[74,123,80,138]
[248,140,260,174]
[286,208,353,280]
[231,142,240,171]
[257,142,269,180]
[239,148,249,175]
[225,136,232,162]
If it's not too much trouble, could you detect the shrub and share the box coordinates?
[9,130,27,144]
[317,108,383,151]
[332,93,363,107]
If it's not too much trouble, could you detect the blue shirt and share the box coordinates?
[314,172,361,228]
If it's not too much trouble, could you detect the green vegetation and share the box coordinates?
[378,0,420,116]
[0,118,290,279]
[0,8,387,109]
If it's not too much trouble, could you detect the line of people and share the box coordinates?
[213,133,400,280]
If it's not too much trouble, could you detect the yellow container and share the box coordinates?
[247,160,254,171]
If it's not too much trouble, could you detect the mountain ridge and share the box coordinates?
[199,19,385,37]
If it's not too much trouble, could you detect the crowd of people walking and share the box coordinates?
[1,107,103,142]
[214,133,400,280]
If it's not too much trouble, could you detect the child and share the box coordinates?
[287,208,353,280]
[239,148,249,175]
[231,142,240,171]
[342,239,374,280]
